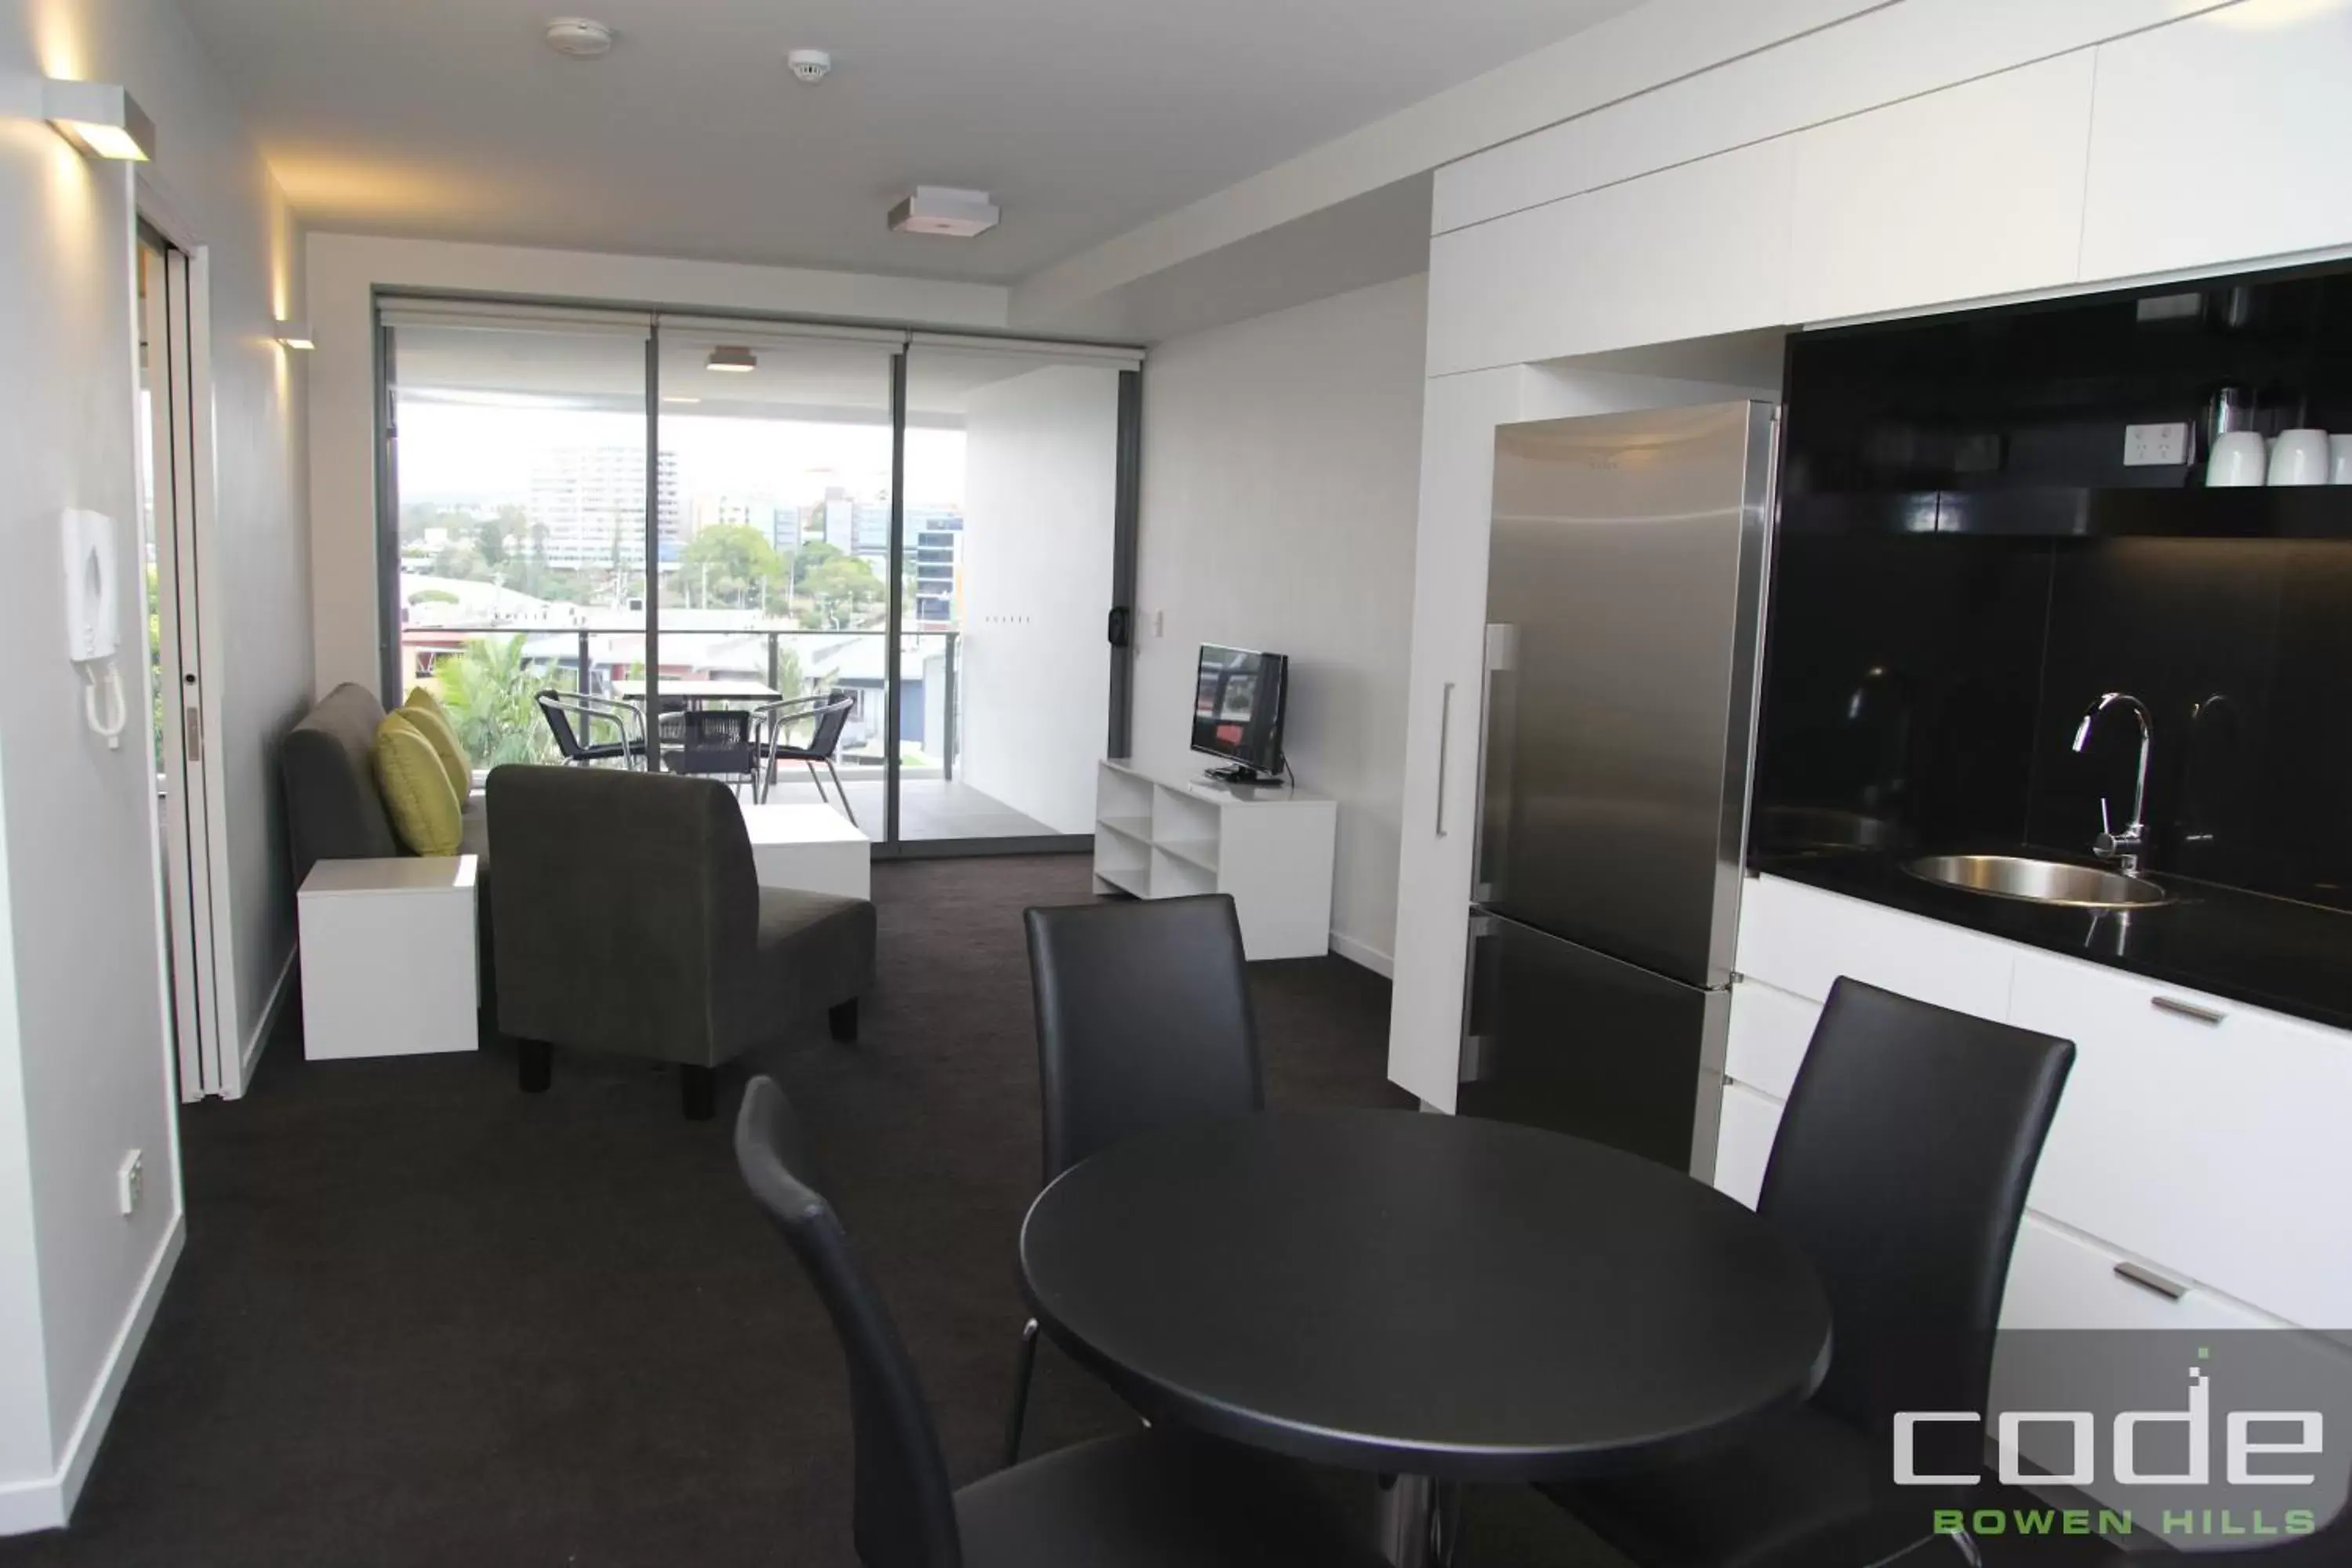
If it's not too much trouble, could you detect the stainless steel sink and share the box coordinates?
[1904,854,2171,909]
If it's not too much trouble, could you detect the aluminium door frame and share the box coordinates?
[135,210,241,1099]
[369,292,1145,860]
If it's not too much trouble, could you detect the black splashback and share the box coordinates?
[1759,258,2352,912]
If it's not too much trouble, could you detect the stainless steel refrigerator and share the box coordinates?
[1457,401,1778,1178]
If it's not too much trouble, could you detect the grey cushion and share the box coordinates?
[281,683,397,878]
[485,765,873,1068]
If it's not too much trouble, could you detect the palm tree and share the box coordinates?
[434,633,568,768]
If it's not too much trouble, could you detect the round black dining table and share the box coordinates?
[1018,1109,1831,1567]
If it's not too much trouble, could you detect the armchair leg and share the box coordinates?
[1004,1318,1040,1469]
[828,997,859,1044]
[518,1039,552,1094]
[680,1065,717,1122]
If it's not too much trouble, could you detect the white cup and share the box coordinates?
[2270,428,2331,486]
[2207,430,2268,487]
[2330,434,2352,486]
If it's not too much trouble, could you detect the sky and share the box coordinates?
[396,398,971,514]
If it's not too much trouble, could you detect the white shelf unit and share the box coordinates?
[1092,760,1338,960]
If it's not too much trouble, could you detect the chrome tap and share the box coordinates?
[2071,692,2152,875]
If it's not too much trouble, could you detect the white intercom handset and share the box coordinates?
[61,509,128,749]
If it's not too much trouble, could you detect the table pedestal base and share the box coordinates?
[1373,1475,1461,1568]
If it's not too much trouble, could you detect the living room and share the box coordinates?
[5,2,2351,1565]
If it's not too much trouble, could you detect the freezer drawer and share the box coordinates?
[1457,911,1726,1175]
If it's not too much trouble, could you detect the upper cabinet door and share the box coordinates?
[1786,52,2096,325]
[2080,0,2352,284]
[1425,136,1795,378]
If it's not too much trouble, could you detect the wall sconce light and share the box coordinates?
[43,80,155,162]
[274,320,315,350]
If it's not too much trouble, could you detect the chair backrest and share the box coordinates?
[1761,977,2073,1444]
[801,691,856,760]
[735,1077,962,1568]
[1024,894,1263,1182]
[484,765,760,1062]
[535,691,589,760]
[670,709,753,776]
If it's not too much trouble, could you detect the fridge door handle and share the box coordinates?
[1459,914,1496,1083]
[1435,681,1454,837]
[1475,625,1518,901]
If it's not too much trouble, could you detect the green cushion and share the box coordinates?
[400,691,471,799]
[372,712,463,856]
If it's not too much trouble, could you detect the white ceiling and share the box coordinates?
[175,0,1642,284]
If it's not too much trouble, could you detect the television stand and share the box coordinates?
[1092,760,1337,960]
[1202,761,1283,786]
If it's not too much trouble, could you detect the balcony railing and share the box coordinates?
[398,621,960,780]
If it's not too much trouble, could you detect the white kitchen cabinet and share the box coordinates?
[2080,0,2352,285]
[1713,1079,1785,1210]
[1725,977,1820,1102]
[1425,136,1796,379]
[1385,368,1521,1109]
[1785,53,2094,325]
[1736,873,2017,1015]
[2009,950,2352,1330]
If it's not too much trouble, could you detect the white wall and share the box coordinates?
[303,232,1014,699]
[0,0,308,1527]
[958,365,1121,834]
[1133,275,1428,972]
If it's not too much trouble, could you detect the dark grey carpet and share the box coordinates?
[2,856,1622,1566]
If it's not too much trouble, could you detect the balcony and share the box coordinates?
[397,621,1058,840]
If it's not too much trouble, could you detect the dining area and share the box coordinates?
[732,891,2093,1568]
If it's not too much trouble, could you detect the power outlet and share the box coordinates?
[2123,422,2190,466]
[116,1150,143,1218]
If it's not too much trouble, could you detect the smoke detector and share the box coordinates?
[544,17,615,58]
[888,187,1000,239]
[786,49,833,83]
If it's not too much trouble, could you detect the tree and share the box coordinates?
[434,633,569,768]
[679,524,783,608]
[805,555,884,629]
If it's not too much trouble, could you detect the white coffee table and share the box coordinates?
[739,804,869,900]
[298,855,478,1059]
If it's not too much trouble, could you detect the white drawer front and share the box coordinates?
[1726,979,1820,1103]
[1737,874,2016,1014]
[2001,1212,2283,1335]
[1713,1080,1784,1212]
[2011,953,2352,1329]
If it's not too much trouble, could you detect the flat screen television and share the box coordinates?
[1191,644,1289,784]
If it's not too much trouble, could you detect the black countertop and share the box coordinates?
[1751,848,2352,1033]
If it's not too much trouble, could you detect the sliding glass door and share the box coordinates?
[899,344,1127,843]
[384,310,650,766]
[653,325,899,827]
[379,303,1139,855]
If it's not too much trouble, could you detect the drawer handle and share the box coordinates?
[2113,1261,2189,1301]
[2151,996,2227,1025]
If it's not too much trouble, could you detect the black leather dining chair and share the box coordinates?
[1004,894,1264,1465]
[1543,978,2074,1568]
[733,1076,1385,1568]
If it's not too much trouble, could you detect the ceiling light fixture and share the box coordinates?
[888,186,999,238]
[661,395,702,405]
[43,80,155,162]
[274,319,314,350]
[705,346,757,373]
[543,17,615,58]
